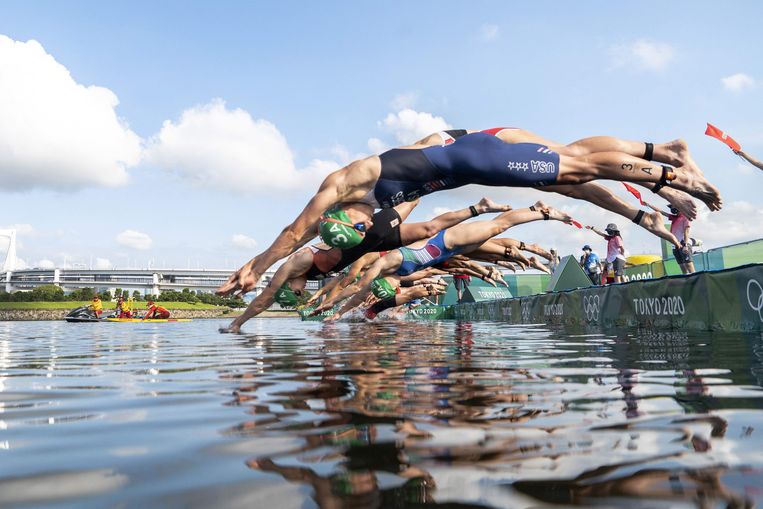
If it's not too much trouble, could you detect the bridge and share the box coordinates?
[1,229,322,296]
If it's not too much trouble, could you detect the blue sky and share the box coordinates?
[1,0,762,270]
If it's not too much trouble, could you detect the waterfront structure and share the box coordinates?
[1,266,319,296]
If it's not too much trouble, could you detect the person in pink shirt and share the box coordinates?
[645,202,695,274]
[588,223,626,283]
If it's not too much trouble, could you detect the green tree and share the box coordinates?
[132,290,142,301]
[100,290,112,301]
[30,285,65,301]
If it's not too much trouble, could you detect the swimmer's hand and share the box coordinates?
[218,322,241,334]
[323,312,342,322]
[217,259,260,297]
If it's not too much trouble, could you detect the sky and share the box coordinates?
[1,0,762,271]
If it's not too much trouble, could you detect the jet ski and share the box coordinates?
[64,306,114,322]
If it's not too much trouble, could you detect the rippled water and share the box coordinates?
[2,319,763,508]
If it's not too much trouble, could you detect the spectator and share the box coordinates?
[453,274,471,303]
[588,223,626,283]
[580,245,602,285]
[644,201,695,274]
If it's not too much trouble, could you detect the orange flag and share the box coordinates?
[705,123,741,152]
[622,182,645,205]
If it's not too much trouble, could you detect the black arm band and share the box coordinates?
[643,142,654,161]
[469,205,478,217]
[400,280,414,287]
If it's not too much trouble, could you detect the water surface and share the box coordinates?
[2,319,763,508]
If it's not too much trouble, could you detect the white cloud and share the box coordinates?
[429,206,454,220]
[0,223,35,235]
[390,91,418,111]
[116,230,152,250]
[0,35,142,192]
[37,259,55,269]
[146,99,333,194]
[692,201,763,247]
[378,108,452,145]
[610,39,675,72]
[721,73,755,93]
[94,257,112,270]
[367,137,389,154]
[479,24,499,41]
[231,234,258,250]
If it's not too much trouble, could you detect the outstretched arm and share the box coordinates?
[305,276,342,306]
[587,226,607,238]
[325,253,402,320]
[220,253,310,333]
[322,252,380,304]
[642,201,669,217]
[217,159,379,297]
[737,150,763,170]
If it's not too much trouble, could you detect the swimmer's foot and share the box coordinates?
[671,166,723,211]
[496,261,517,272]
[477,197,512,214]
[636,210,681,248]
[528,256,551,274]
[661,139,705,178]
[656,187,698,221]
[545,205,573,223]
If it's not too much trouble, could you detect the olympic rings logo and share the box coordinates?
[747,279,763,322]
[521,300,532,322]
[583,294,600,322]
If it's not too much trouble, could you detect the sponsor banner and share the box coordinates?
[454,264,763,332]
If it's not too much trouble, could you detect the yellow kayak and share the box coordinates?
[105,318,192,323]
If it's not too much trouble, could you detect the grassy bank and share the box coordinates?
[0,301,229,310]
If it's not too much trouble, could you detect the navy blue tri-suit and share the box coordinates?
[372,129,560,208]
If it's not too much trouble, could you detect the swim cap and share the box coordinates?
[371,277,397,299]
[273,283,300,307]
[319,207,364,249]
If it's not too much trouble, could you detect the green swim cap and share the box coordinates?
[371,277,397,299]
[319,207,364,249]
[273,283,300,307]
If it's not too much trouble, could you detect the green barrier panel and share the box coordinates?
[546,255,592,292]
[454,263,763,332]
[462,284,512,302]
[504,273,551,297]
[298,306,338,321]
[404,304,454,320]
[441,276,512,305]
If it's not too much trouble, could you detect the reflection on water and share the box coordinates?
[1,319,763,508]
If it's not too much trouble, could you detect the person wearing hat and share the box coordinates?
[588,223,626,283]
[144,300,170,320]
[644,201,695,274]
[580,245,602,285]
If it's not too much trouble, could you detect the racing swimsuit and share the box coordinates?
[371,128,559,208]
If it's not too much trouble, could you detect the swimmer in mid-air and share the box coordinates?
[315,202,572,320]
[218,128,719,297]
[219,197,510,333]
